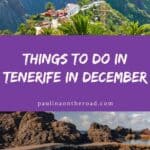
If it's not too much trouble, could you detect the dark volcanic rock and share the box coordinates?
[0,112,85,148]
[51,121,82,144]
[0,112,25,147]
[88,123,112,142]
[141,128,150,135]
[1,112,149,150]
[13,112,82,146]
[111,126,135,141]
[115,126,132,137]
[13,112,55,146]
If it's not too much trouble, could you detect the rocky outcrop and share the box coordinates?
[13,112,55,146]
[115,126,132,137]
[141,128,150,135]
[88,123,112,143]
[112,126,141,142]
[51,121,82,144]
[140,128,150,140]
[13,112,82,146]
[125,133,140,140]
[0,112,25,147]
[0,112,150,149]
[0,112,82,148]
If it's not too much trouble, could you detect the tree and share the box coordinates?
[139,24,150,35]
[88,22,111,35]
[0,30,12,35]
[17,23,27,35]
[45,2,55,11]
[78,0,91,6]
[118,21,150,35]
[30,14,44,21]
[17,19,36,35]
[26,27,36,35]
[41,28,53,35]
[59,14,89,35]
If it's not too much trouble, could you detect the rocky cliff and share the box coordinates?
[0,112,82,148]
[0,112,150,150]
[88,123,112,142]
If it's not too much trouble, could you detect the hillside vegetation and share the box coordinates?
[106,0,150,24]
[0,0,150,35]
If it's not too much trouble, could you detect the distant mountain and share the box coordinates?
[100,2,128,26]
[0,0,77,31]
[20,0,77,14]
[106,0,150,24]
[0,0,149,31]
[0,0,25,31]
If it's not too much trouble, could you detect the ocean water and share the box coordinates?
[124,139,150,145]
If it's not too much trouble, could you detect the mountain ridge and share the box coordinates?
[0,0,25,31]
[106,0,150,24]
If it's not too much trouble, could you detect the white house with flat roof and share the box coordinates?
[66,3,80,17]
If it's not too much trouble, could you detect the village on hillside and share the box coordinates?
[1,0,149,35]
[35,0,104,35]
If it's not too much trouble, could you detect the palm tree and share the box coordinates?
[140,24,150,35]
[59,14,89,35]
[17,23,27,35]
[17,19,36,35]
[118,21,150,35]
[26,27,36,35]
[78,0,90,6]
[45,2,55,11]
[41,28,53,35]
[88,22,111,35]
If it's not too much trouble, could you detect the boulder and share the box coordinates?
[0,112,25,147]
[88,123,112,142]
[13,113,82,146]
[141,128,150,135]
[51,121,82,144]
[115,126,132,137]
[13,112,55,146]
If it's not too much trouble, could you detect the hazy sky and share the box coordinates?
[55,112,150,131]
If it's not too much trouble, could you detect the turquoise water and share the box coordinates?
[124,139,150,145]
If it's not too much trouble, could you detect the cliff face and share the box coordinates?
[0,112,82,148]
[0,0,25,31]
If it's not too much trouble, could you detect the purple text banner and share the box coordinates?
[0,36,150,111]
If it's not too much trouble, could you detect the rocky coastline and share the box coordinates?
[0,112,149,150]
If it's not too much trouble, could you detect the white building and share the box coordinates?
[35,26,42,35]
[66,3,80,17]
[51,19,60,29]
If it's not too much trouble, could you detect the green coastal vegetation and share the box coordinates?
[0,0,150,35]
